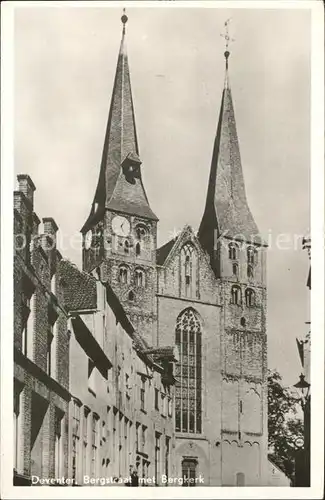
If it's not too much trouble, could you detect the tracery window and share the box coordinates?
[119,266,129,285]
[231,285,241,305]
[228,242,239,260]
[175,309,202,434]
[180,243,198,298]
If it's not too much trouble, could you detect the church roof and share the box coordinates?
[198,51,264,246]
[156,237,177,265]
[82,14,157,232]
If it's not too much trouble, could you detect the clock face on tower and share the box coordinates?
[112,215,130,237]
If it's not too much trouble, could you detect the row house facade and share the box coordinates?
[59,259,177,486]
[14,175,70,485]
[13,175,177,486]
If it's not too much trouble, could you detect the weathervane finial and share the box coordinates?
[121,8,128,35]
[220,18,235,70]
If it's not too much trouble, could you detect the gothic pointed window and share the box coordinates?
[175,308,202,434]
[245,288,255,307]
[119,266,129,285]
[180,243,198,298]
[135,268,145,288]
[231,285,241,305]
[229,243,239,260]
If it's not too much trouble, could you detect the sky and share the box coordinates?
[14,5,311,386]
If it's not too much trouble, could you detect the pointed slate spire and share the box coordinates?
[198,49,262,251]
[82,12,157,232]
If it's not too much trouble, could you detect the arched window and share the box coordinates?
[247,264,254,279]
[119,266,129,285]
[180,243,198,298]
[135,269,145,288]
[247,246,256,265]
[231,285,241,305]
[229,243,239,260]
[124,240,130,255]
[245,288,255,307]
[175,309,202,434]
[135,242,141,257]
[232,263,239,277]
[128,291,134,302]
[136,224,148,241]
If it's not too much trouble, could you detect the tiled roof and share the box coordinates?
[156,238,176,265]
[57,259,97,312]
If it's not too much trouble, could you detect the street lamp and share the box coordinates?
[293,373,310,408]
[293,373,310,487]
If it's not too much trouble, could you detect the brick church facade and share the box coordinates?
[80,14,268,486]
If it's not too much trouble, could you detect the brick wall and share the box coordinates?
[13,175,70,484]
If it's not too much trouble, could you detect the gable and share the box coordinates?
[157,225,220,304]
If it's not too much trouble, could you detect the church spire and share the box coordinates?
[82,12,157,233]
[198,31,262,261]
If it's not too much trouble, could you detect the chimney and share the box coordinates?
[43,217,59,236]
[42,217,59,254]
[17,174,36,209]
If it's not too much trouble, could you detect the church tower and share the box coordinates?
[198,45,268,485]
[81,13,158,345]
